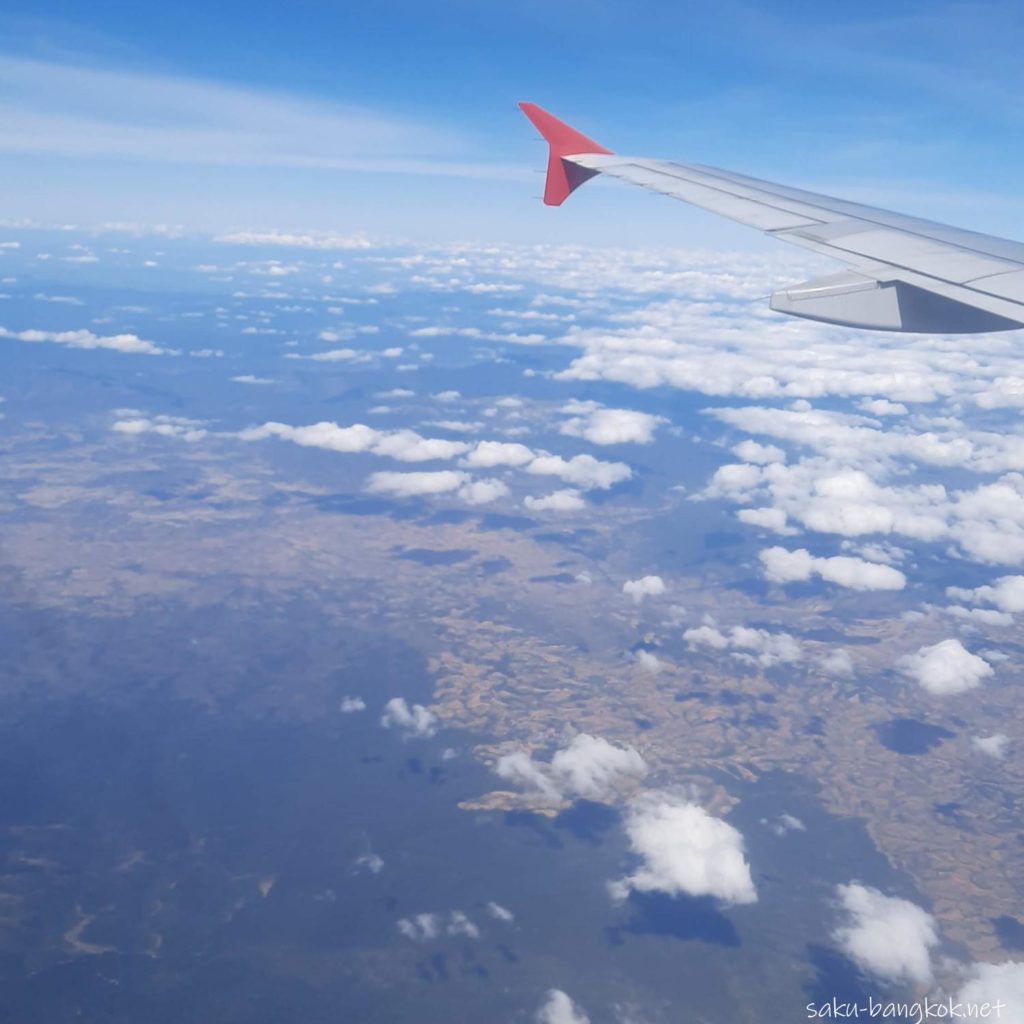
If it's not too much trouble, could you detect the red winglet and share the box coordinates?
[519,102,613,206]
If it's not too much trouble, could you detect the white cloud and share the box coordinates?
[684,624,802,667]
[366,469,468,498]
[495,733,648,805]
[526,453,631,491]
[737,507,796,534]
[691,400,1024,568]
[486,901,514,923]
[353,852,383,874]
[112,415,206,442]
[957,961,1024,1022]
[635,650,662,673]
[446,910,480,939]
[549,734,649,802]
[536,990,590,1024]
[833,883,938,986]
[560,405,665,445]
[494,750,562,803]
[546,280,1024,411]
[972,734,1009,758]
[622,576,666,603]
[524,489,585,512]
[397,910,480,942]
[759,547,906,591]
[458,478,509,505]
[1,325,170,355]
[371,429,471,462]
[774,813,806,835]
[428,419,483,433]
[339,696,366,713]
[898,639,993,696]
[0,56,507,181]
[680,624,729,650]
[218,230,371,250]
[380,697,438,739]
[397,913,441,941]
[701,463,764,502]
[239,420,386,456]
[461,440,535,468]
[611,791,757,906]
[308,348,362,362]
[733,439,786,464]
[858,397,909,416]
[819,648,855,677]
[947,576,1024,615]
[232,374,275,384]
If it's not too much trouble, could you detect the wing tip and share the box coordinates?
[518,102,611,206]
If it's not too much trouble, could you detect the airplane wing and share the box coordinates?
[519,101,1024,334]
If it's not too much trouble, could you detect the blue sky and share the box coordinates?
[4,0,1024,244]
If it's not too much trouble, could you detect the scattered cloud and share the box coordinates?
[536,990,590,1024]
[217,230,371,250]
[819,648,855,677]
[112,415,206,442]
[397,910,480,942]
[380,697,438,739]
[524,489,585,512]
[759,547,906,591]
[956,961,1024,1018]
[366,469,467,498]
[858,397,909,417]
[1,325,171,355]
[833,883,938,986]
[560,402,665,445]
[683,623,801,667]
[353,852,383,874]
[486,901,514,923]
[972,734,1009,758]
[635,650,662,673]
[232,374,275,384]
[339,696,366,713]
[947,576,1024,616]
[495,733,647,805]
[622,576,666,603]
[458,478,509,505]
[898,639,993,696]
[733,439,786,464]
[462,440,535,468]
[526,453,631,491]
[610,791,757,906]
[240,421,470,462]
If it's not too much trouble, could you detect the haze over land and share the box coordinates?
[4,1,1024,1018]
[0,225,1021,1021]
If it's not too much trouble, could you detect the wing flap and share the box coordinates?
[770,271,1024,333]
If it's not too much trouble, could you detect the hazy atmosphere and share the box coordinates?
[1,3,1023,1023]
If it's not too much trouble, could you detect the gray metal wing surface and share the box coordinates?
[520,101,1024,333]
